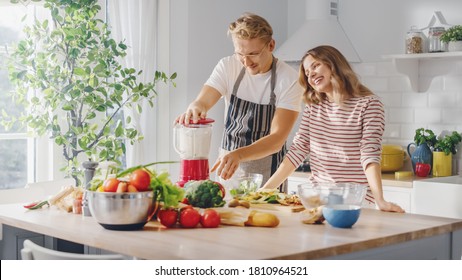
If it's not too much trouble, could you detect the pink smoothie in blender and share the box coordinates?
[173,118,215,187]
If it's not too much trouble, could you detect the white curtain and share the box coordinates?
[108,0,159,167]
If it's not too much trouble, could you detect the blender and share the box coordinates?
[173,118,215,187]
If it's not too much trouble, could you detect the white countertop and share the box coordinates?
[290,171,439,189]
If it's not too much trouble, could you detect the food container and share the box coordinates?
[87,190,157,231]
[297,183,367,228]
[230,173,263,198]
[406,26,426,54]
[381,144,405,172]
[428,26,446,52]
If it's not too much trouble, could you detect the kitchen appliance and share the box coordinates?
[412,175,462,219]
[274,0,360,62]
[173,118,214,187]
[381,144,405,172]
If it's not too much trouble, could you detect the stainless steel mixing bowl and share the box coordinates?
[87,190,155,230]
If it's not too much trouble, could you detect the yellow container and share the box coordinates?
[381,145,405,172]
[432,152,452,177]
[394,171,413,180]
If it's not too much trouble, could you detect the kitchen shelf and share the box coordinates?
[382,51,462,92]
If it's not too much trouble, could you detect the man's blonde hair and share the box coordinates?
[228,12,273,43]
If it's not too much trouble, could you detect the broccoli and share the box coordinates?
[184,180,226,208]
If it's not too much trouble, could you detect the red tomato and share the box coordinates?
[179,207,201,228]
[129,169,151,191]
[157,209,178,228]
[102,178,120,192]
[200,209,221,228]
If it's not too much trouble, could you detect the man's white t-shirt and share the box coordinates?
[205,56,303,114]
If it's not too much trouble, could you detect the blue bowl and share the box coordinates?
[322,205,361,228]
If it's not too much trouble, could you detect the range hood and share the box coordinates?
[275,0,360,63]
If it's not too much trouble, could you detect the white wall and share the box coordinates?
[337,0,462,62]
[159,0,462,178]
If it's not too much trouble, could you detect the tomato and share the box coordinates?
[157,209,178,228]
[102,178,120,192]
[129,169,151,191]
[179,207,201,228]
[200,209,221,228]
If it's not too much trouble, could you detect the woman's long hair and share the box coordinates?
[299,45,373,105]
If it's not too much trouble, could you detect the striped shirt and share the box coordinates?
[286,96,385,189]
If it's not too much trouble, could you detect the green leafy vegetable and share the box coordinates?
[184,180,226,208]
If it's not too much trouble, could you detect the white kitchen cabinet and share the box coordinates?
[382,51,462,92]
[382,185,413,213]
[412,176,462,219]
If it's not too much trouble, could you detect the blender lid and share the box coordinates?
[190,118,215,124]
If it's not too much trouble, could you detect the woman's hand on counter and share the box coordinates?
[376,199,405,213]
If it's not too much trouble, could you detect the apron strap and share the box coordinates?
[232,56,278,106]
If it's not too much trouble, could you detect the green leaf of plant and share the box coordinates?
[115,120,123,137]
[62,104,74,111]
[74,68,86,76]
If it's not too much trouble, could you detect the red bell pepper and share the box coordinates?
[415,162,431,177]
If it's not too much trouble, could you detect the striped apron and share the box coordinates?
[218,57,287,193]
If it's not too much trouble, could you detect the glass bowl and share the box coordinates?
[297,183,367,228]
[230,173,264,198]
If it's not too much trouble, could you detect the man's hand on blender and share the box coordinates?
[175,102,207,125]
[211,151,241,180]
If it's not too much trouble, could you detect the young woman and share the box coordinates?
[261,45,404,213]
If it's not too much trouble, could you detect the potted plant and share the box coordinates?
[432,131,462,177]
[440,25,462,52]
[413,128,437,147]
[2,0,176,184]
[407,128,437,172]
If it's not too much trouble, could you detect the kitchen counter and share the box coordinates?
[0,203,461,260]
[291,171,432,188]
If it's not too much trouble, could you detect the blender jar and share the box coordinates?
[173,118,215,186]
[173,119,213,159]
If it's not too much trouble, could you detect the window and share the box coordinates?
[0,1,48,189]
[1,1,128,190]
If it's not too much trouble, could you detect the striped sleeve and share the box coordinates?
[359,98,385,170]
[286,105,311,168]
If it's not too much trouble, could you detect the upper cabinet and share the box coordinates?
[383,51,462,93]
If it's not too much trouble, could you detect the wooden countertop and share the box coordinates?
[1,203,461,260]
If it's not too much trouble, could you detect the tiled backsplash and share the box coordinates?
[353,60,462,175]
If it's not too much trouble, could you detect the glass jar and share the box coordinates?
[405,26,425,54]
[428,26,446,52]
